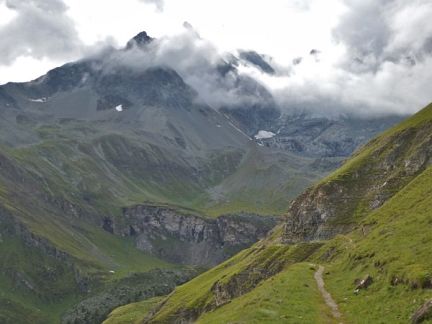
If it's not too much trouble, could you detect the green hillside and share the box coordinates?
[132,103,432,323]
[0,139,194,323]
[320,164,432,322]
[103,297,165,324]
[196,263,336,324]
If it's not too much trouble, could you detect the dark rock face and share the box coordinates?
[239,51,275,74]
[34,61,97,95]
[126,31,154,49]
[411,299,432,324]
[96,67,197,109]
[118,205,279,267]
[354,275,373,292]
[102,217,114,234]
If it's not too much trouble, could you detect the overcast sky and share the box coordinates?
[1,0,431,115]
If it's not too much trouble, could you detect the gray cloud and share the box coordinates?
[333,0,391,72]
[329,0,432,114]
[101,8,432,119]
[0,0,85,65]
[256,0,432,117]
[334,0,432,73]
[98,0,432,117]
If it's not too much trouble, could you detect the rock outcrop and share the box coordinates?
[118,205,279,267]
[354,275,373,293]
[412,299,432,324]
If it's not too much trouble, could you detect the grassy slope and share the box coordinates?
[140,239,323,323]
[126,103,432,323]
[8,121,323,218]
[0,220,174,323]
[0,237,79,323]
[203,146,323,217]
[0,137,178,322]
[322,103,432,184]
[103,297,165,324]
[318,165,432,323]
[197,263,336,324]
[0,298,48,324]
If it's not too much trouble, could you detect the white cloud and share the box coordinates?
[0,0,345,84]
[139,0,164,11]
[0,0,84,65]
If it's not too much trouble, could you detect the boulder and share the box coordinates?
[354,275,373,293]
[411,299,432,323]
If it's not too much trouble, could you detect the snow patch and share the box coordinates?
[115,105,123,112]
[254,130,276,140]
[29,97,47,103]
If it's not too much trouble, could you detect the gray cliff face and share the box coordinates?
[282,181,355,243]
[118,205,279,267]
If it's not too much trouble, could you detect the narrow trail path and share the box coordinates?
[314,265,343,323]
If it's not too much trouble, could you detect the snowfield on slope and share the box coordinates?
[254,130,276,140]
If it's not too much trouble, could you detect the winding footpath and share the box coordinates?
[314,265,343,323]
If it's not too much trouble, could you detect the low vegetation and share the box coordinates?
[197,263,335,324]
[103,297,164,324]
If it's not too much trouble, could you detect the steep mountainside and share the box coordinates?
[0,30,407,323]
[133,103,432,323]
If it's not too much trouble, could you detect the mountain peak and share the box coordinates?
[126,31,153,49]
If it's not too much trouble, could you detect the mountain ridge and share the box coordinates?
[0,30,412,323]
